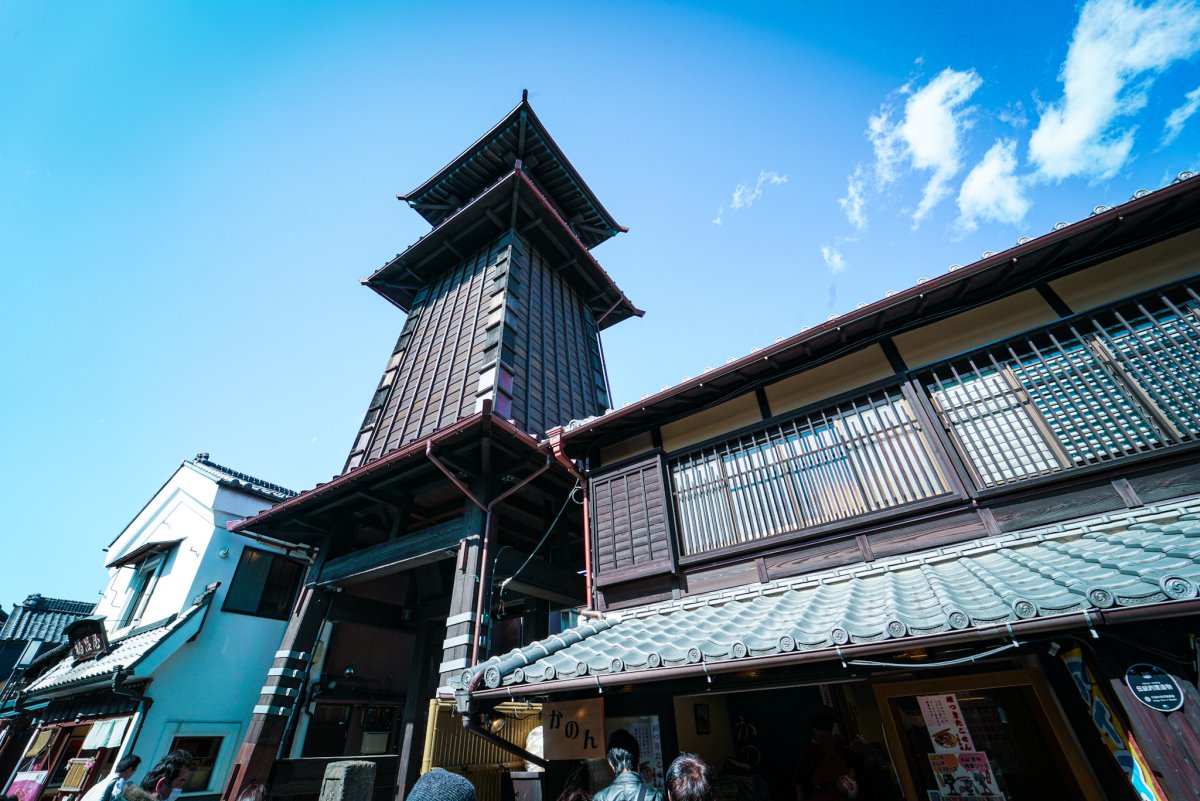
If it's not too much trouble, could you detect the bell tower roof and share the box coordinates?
[398,91,626,249]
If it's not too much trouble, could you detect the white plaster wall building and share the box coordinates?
[0,455,305,801]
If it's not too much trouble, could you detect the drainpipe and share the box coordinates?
[111,667,153,760]
[461,713,549,770]
[548,430,592,610]
[425,442,552,668]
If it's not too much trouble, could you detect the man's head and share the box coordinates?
[115,755,141,779]
[140,750,193,800]
[606,729,640,774]
[666,753,716,801]
[405,768,476,801]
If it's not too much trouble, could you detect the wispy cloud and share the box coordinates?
[713,170,788,225]
[866,68,984,227]
[1164,85,1200,144]
[955,139,1030,233]
[1029,0,1200,181]
[820,243,847,275]
[839,165,868,230]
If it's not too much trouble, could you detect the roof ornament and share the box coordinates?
[1133,189,1150,199]
[947,264,962,272]
[982,251,996,258]
[1175,170,1196,183]
[1017,237,1031,244]
[1091,205,1111,216]
[1054,221,1070,230]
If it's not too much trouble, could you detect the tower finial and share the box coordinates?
[522,88,528,103]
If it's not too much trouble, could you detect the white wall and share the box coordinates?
[98,463,302,798]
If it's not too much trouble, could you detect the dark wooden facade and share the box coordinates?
[226,96,637,801]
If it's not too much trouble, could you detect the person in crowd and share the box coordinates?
[101,755,142,801]
[594,729,663,801]
[123,750,193,801]
[406,768,477,801]
[794,707,857,801]
[665,754,716,801]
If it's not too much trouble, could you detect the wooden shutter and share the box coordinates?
[590,454,675,586]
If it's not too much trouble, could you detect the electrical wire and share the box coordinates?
[497,480,581,602]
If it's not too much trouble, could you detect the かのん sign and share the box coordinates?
[542,698,604,760]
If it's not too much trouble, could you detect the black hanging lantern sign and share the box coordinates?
[1124,663,1184,713]
[65,616,109,663]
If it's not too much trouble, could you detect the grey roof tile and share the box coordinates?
[0,596,94,643]
[23,588,215,695]
[461,499,1200,692]
[190,454,296,502]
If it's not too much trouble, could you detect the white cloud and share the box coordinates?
[867,68,983,226]
[713,171,788,225]
[956,139,1031,232]
[1164,85,1200,143]
[1029,0,1200,181]
[821,244,846,275]
[839,166,868,230]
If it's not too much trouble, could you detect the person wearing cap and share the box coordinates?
[405,768,476,801]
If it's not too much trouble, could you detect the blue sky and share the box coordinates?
[2,1,1198,609]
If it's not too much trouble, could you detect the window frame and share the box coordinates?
[221,546,305,621]
[120,550,168,628]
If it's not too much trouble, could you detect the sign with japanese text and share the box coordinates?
[542,698,604,760]
[1125,663,1184,713]
[5,770,48,801]
[1062,647,1167,801]
[608,715,666,794]
[66,617,109,663]
[926,752,1004,801]
[918,694,975,753]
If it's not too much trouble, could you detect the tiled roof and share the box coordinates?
[0,596,94,643]
[191,454,297,502]
[460,500,1200,692]
[24,588,214,696]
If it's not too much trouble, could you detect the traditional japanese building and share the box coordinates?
[0,455,299,801]
[455,173,1200,801]
[223,93,639,801]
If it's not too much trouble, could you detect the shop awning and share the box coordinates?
[23,729,53,759]
[81,717,130,750]
[23,587,216,698]
[460,500,1200,695]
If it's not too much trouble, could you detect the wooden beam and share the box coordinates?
[317,517,467,587]
[493,550,584,606]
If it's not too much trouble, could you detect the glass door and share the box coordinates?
[875,669,1103,801]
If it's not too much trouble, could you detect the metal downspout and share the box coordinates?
[425,441,552,668]
[461,714,549,770]
[548,431,592,610]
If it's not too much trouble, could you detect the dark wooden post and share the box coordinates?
[1106,661,1200,799]
[394,620,439,800]
[439,492,487,687]
[223,586,332,801]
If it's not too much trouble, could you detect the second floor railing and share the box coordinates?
[922,279,1200,488]
[669,388,951,555]
[660,277,1200,560]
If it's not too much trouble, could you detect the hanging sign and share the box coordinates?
[65,617,109,663]
[5,771,48,801]
[918,694,975,753]
[542,698,604,760]
[1125,663,1184,712]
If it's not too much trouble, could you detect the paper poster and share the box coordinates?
[926,752,1004,801]
[6,770,49,801]
[607,715,666,794]
[918,694,975,753]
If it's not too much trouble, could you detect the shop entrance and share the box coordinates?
[875,670,1103,801]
